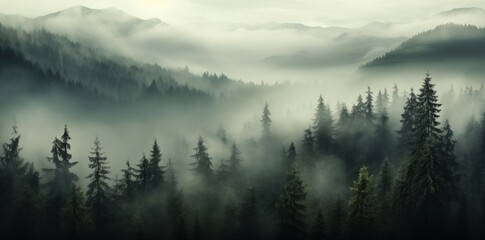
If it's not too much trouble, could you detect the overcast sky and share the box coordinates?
[1,0,484,27]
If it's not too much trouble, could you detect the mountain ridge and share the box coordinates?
[360,23,485,70]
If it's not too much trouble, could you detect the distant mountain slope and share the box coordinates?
[37,5,167,36]
[0,23,243,100]
[438,7,485,17]
[361,23,485,69]
[0,46,108,105]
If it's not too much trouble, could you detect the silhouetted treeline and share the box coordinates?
[1,73,485,240]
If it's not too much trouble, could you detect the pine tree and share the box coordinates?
[337,105,350,129]
[85,137,112,235]
[395,73,458,236]
[134,154,150,193]
[440,120,459,203]
[148,140,164,189]
[287,142,297,165]
[372,113,392,164]
[261,103,272,139]
[397,89,418,155]
[313,95,333,154]
[118,161,136,201]
[227,143,242,174]
[0,127,40,236]
[190,136,213,178]
[351,95,365,120]
[377,159,392,222]
[276,167,307,240]
[391,84,400,108]
[60,186,92,238]
[375,90,385,115]
[301,127,315,165]
[383,88,390,109]
[310,208,325,240]
[364,86,375,121]
[347,165,378,239]
[43,125,79,230]
[217,125,228,144]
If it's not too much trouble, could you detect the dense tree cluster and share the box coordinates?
[1,73,483,239]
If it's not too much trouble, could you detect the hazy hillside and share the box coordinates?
[360,23,485,73]
[0,23,248,100]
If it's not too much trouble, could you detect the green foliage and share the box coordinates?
[313,95,333,154]
[191,136,213,178]
[0,129,41,237]
[347,166,378,239]
[276,167,307,240]
[261,103,272,138]
[301,127,315,166]
[227,143,242,174]
[364,86,375,121]
[135,154,150,193]
[60,186,93,238]
[397,89,418,155]
[43,125,79,229]
[149,140,164,189]
[86,137,112,235]
[393,73,459,236]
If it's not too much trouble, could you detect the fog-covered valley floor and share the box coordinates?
[1,1,485,239]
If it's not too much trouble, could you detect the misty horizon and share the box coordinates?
[0,1,485,240]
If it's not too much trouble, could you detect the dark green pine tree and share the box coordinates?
[240,187,259,240]
[227,143,242,174]
[396,73,458,236]
[364,86,375,121]
[276,167,307,240]
[148,140,164,189]
[44,125,79,230]
[347,165,378,240]
[397,88,418,155]
[391,84,400,108]
[383,88,390,109]
[85,137,112,236]
[60,186,92,238]
[118,161,136,201]
[440,120,459,180]
[375,90,385,115]
[377,159,392,223]
[351,95,365,120]
[111,161,137,237]
[0,128,40,237]
[301,127,315,166]
[372,113,392,163]
[287,142,297,165]
[313,95,333,154]
[261,103,272,139]
[337,105,350,130]
[190,136,213,178]
[135,154,150,193]
[310,208,325,240]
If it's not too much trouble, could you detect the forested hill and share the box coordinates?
[360,23,485,69]
[0,23,246,100]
